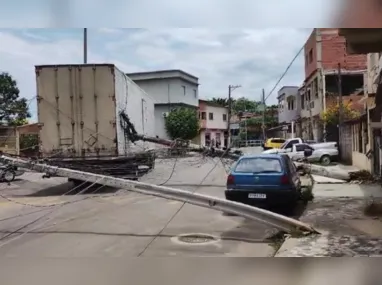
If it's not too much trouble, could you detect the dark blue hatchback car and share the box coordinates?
[225,154,301,208]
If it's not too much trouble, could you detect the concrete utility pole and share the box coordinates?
[227,84,241,147]
[0,154,317,234]
[262,89,266,140]
[338,63,343,146]
[84,28,88,64]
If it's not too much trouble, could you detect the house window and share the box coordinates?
[301,94,305,109]
[309,49,313,63]
[201,112,206,119]
[222,114,227,121]
[182,85,186,95]
[288,99,295,110]
[209,112,214,120]
[193,89,197,98]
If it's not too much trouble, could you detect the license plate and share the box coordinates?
[248,193,266,199]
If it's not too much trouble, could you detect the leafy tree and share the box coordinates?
[165,107,199,140]
[233,97,259,113]
[0,72,31,125]
[321,102,359,125]
[210,97,228,107]
[20,134,39,152]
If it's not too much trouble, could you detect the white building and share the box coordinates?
[198,99,228,148]
[126,70,199,139]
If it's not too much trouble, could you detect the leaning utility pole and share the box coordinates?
[262,89,266,139]
[83,28,88,64]
[227,84,241,147]
[337,63,343,147]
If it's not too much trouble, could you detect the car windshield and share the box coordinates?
[235,158,282,173]
[280,142,287,149]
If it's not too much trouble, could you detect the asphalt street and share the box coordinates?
[0,148,281,258]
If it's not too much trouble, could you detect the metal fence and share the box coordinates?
[232,139,263,148]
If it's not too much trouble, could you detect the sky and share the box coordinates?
[0,28,314,122]
[0,0,343,122]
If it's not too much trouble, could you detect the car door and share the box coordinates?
[283,155,300,189]
[292,144,309,161]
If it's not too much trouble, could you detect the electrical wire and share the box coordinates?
[264,45,304,102]
[137,144,233,257]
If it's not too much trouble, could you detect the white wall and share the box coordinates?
[202,105,228,130]
[200,130,226,148]
[114,68,157,154]
[131,78,199,107]
[154,105,171,139]
[367,53,382,94]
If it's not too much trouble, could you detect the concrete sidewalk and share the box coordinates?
[276,182,382,257]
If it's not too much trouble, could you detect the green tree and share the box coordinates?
[233,97,259,113]
[165,107,199,140]
[210,97,228,107]
[0,72,31,125]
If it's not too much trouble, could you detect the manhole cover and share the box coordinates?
[172,233,220,245]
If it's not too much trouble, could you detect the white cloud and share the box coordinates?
[0,28,311,123]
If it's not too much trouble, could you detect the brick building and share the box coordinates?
[299,28,367,141]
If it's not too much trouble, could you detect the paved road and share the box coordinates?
[0,155,278,258]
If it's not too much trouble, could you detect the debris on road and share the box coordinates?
[1,154,318,235]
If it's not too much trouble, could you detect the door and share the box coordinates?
[292,144,312,161]
[283,155,300,189]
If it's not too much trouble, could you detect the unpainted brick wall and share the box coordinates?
[321,30,367,71]
[304,30,317,79]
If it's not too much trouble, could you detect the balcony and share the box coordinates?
[339,28,382,54]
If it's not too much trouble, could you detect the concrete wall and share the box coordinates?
[352,151,371,171]
[277,86,300,123]
[128,78,198,107]
[154,105,172,139]
[367,53,382,94]
[304,30,318,79]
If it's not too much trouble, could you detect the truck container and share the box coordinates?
[36,64,157,179]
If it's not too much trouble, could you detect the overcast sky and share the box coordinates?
[0,0,342,122]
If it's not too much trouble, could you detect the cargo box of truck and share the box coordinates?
[35,64,157,179]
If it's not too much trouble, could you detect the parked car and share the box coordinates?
[262,143,338,165]
[262,138,286,150]
[225,154,301,209]
[279,137,337,150]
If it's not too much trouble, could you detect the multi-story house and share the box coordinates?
[198,99,228,148]
[338,29,382,175]
[277,86,300,138]
[300,28,367,142]
[127,70,199,139]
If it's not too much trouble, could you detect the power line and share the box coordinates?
[265,45,304,102]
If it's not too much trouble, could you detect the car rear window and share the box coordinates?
[235,158,282,173]
[271,139,285,144]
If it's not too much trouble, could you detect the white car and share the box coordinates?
[263,143,338,165]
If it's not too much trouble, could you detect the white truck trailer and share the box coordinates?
[35,64,157,180]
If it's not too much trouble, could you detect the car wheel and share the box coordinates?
[320,155,331,166]
[2,170,15,183]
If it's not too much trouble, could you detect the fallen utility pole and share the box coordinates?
[135,134,242,160]
[1,155,318,235]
